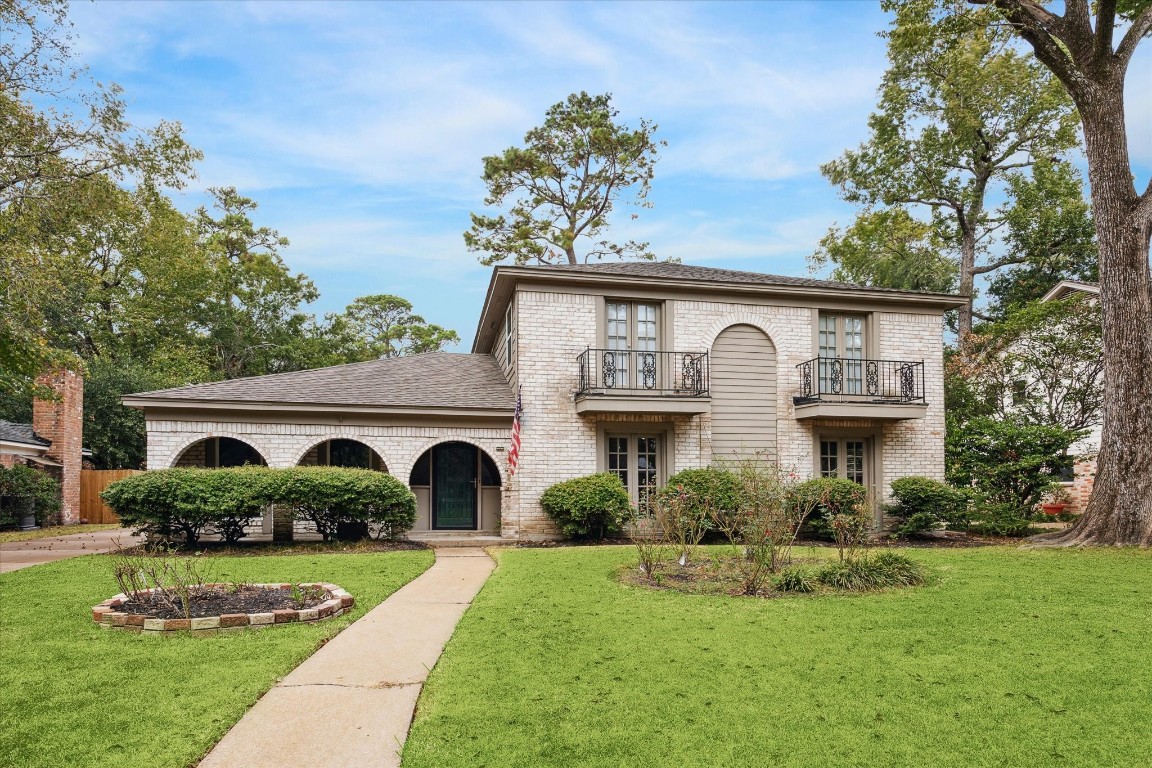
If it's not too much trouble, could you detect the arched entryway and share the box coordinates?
[173,436,267,468]
[298,439,387,471]
[710,324,778,460]
[408,442,501,532]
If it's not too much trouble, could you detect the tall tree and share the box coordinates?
[963,0,1152,545]
[340,295,460,359]
[194,187,319,379]
[465,92,664,266]
[818,0,1083,337]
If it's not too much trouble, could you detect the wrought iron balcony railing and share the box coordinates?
[795,357,925,404]
[577,348,710,397]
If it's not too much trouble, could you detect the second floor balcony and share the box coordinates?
[793,356,929,420]
[574,348,711,415]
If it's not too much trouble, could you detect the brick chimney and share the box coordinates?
[33,370,84,524]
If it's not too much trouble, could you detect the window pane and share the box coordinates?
[329,439,370,468]
[635,304,658,351]
[845,441,865,484]
[820,440,838,478]
[636,436,659,517]
[606,303,630,387]
[608,436,629,490]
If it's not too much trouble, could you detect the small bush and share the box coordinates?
[887,476,971,536]
[540,473,633,539]
[791,478,870,539]
[816,551,926,591]
[660,467,740,533]
[968,502,1032,537]
[267,467,417,541]
[0,464,62,528]
[774,568,816,593]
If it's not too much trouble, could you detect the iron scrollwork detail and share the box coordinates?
[640,353,657,389]
[602,351,617,389]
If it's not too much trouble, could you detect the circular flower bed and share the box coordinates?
[92,582,355,635]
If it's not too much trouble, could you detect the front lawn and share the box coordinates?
[0,523,122,543]
[0,548,434,768]
[404,546,1152,767]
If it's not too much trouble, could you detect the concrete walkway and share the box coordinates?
[0,527,141,573]
[199,547,496,768]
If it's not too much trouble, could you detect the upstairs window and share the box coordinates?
[605,301,660,388]
[818,313,866,395]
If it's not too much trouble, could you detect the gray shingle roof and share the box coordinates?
[0,421,50,447]
[128,353,516,411]
[531,261,958,296]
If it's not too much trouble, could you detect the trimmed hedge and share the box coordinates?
[540,473,633,539]
[790,477,869,539]
[0,464,62,529]
[886,476,971,536]
[658,467,740,517]
[102,466,417,544]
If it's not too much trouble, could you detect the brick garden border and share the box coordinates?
[92,583,355,635]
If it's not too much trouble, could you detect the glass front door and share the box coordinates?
[819,439,867,484]
[607,433,661,516]
[433,442,477,529]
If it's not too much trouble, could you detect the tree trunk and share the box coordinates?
[957,225,977,340]
[1036,82,1152,546]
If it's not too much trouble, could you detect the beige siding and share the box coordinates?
[709,324,777,460]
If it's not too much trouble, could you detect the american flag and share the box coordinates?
[507,385,523,475]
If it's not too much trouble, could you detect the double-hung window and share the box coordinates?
[605,301,659,389]
[818,313,866,396]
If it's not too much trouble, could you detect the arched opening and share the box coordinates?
[174,437,267,468]
[298,439,387,472]
[408,442,501,532]
[710,324,778,460]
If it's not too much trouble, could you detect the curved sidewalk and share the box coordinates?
[199,547,495,768]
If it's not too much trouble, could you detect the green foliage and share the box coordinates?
[967,504,1032,537]
[816,551,927,591]
[540,473,633,539]
[660,467,741,515]
[337,294,460,359]
[774,567,816,593]
[268,466,417,542]
[82,359,171,470]
[816,0,1085,334]
[946,416,1080,515]
[791,477,870,539]
[102,466,417,544]
[887,476,971,535]
[465,91,664,265]
[0,464,61,528]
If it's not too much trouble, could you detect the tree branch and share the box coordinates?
[1117,8,1152,65]
[972,254,1027,275]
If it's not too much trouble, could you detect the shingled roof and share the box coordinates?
[0,421,50,448]
[531,261,956,296]
[125,353,516,412]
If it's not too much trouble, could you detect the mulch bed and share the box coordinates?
[115,539,428,558]
[117,584,326,619]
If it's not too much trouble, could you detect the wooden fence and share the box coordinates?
[80,469,143,524]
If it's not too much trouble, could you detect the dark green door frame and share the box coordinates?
[432,442,478,530]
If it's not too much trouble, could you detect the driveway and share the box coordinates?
[0,528,141,573]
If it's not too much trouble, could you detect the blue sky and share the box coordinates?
[61,0,1151,348]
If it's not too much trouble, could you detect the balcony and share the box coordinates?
[793,357,928,420]
[574,348,711,415]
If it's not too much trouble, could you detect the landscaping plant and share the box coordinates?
[791,477,869,540]
[725,456,809,594]
[0,464,62,529]
[653,483,712,566]
[540,473,633,539]
[886,476,971,535]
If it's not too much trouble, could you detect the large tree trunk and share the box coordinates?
[1037,81,1152,546]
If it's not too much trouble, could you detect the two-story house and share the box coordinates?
[124,262,964,540]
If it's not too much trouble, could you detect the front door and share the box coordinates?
[433,442,477,530]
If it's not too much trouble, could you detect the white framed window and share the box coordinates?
[819,438,866,484]
[818,313,866,395]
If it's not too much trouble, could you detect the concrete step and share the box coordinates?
[405,532,505,548]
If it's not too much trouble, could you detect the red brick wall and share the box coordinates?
[1066,457,1097,515]
[32,370,84,524]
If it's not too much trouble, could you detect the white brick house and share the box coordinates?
[125,262,963,540]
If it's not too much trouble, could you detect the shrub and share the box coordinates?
[0,464,62,528]
[267,467,417,541]
[791,478,870,539]
[946,415,1081,515]
[774,568,815,593]
[887,476,971,536]
[103,466,417,544]
[653,484,712,565]
[103,468,272,544]
[968,502,1033,537]
[816,551,926,591]
[540,473,633,539]
[659,467,740,532]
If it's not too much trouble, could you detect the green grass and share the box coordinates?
[0,523,121,543]
[404,546,1152,767]
[0,548,434,768]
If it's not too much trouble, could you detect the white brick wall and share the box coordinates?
[143,290,948,540]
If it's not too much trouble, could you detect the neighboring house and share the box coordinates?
[1039,280,1102,513]
[0,370,85,523]
[124,262,964,541]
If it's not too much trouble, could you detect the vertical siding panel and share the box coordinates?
[710,325,777,460]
